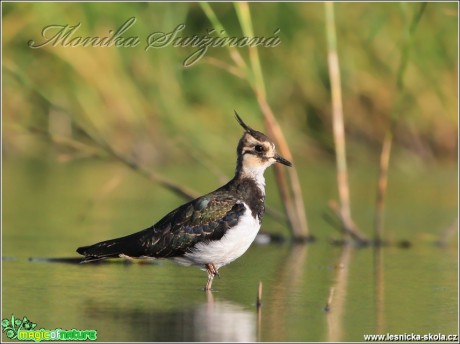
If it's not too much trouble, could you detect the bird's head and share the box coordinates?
[234,111,292,177]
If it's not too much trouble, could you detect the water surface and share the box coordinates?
[2,158,458,341]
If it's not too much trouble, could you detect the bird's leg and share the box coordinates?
[205,271,214,291]
[204,263,220,291]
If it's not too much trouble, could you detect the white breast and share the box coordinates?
[175,203,260,270]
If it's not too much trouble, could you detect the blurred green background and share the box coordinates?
[3,1,458,239]
[3,2,457,164]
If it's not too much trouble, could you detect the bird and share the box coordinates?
[76,112,292,291]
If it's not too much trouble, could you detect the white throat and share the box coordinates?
[241,165,267,195]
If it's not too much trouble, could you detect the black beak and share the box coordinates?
[275,154,292,167]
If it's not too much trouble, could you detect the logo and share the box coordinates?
[2,315,97,342]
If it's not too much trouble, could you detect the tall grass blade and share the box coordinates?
[374,3,428,241]
[324,2,367,243]
[235,2,310,240]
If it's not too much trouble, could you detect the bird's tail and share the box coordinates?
[76,229,149,263]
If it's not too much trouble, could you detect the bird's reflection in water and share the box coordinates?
[83,292,256,342]
[193,292,256,342]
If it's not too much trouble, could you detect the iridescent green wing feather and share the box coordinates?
[139,194,246,257]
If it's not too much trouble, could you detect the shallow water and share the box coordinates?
[2,158,458,341]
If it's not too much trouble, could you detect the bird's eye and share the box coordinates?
[254,145,264,153]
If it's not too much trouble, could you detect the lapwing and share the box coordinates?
[77,112,292,291]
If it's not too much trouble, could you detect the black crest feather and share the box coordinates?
[234,110,252,132]
[234,110,270,143]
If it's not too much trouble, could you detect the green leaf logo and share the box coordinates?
[1,314,37,340]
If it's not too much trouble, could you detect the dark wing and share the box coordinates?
[137,194,246,258]
[76,193,246,261]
